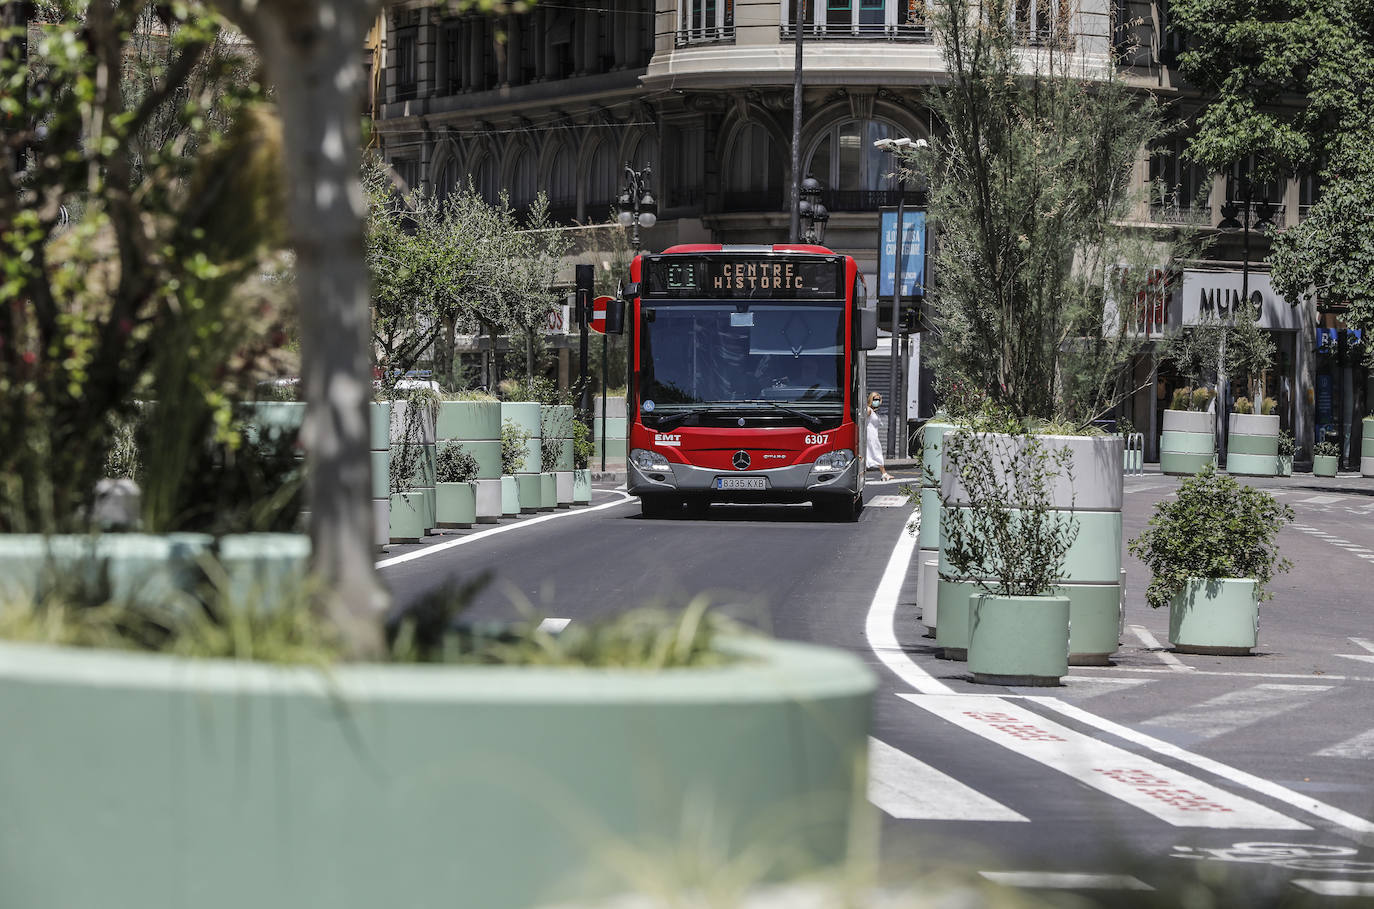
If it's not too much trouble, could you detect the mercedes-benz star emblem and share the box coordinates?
[732,450,751,470]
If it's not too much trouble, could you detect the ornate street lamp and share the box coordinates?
[797,176,829,244]
[616,162,657,253]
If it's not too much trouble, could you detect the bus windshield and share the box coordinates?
[639,300,845,415]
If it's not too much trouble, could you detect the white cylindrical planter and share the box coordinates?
[572,468,592,504]
[1362,419,1374,477]
[371,402,391,550]
[920,555,939,638]
[555,472,574,507]
[1226,412,1279,477]
[438,400,502,523]
[1160,409,1216,476]
[501,402,543,476]
[938,433,1123,665]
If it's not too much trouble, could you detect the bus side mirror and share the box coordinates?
[604,299,626,335]
[859,307,879,350]
[621,282,640,302]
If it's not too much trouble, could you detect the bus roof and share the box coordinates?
[657,243,837,256]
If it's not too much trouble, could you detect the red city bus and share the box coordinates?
[622,244,879,520]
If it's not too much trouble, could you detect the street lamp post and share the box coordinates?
[611,162,657,470]
[797,176,828,244]
[790,0,806,243]
[1217,172,1276,463]
[873,136,926,460]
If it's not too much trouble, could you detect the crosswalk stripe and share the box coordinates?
[899,694,1309,830]
[867,495,910,507]
[867,737,1028,822]
[1140,683,1332,742]
[1293,880,1374,897]
[980,871,1153,891]
[1295,495,1346,505]
[1315,728,1374,760]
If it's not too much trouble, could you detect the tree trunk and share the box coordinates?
[525,327,535,381]
[222,0,388,658]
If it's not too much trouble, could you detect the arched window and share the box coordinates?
[510,147,537,208]
[435,157,460,199]
[805,119,913,209]
[473,154,500,203]
[723,122,783,209]
[545,144,577,215]
[586,138,620,215]
[626,132,659,174]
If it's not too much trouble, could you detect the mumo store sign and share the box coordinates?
[1178,269,1303,332]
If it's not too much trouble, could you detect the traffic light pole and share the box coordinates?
[600,331,608,472]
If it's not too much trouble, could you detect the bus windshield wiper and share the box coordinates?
[741,401,826,429]
[650,407,717,430]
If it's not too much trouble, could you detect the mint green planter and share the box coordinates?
[1226,413,1279,478]
[541,405,577,472]
[500,476,520,516]
[516,473,543,513]
[440,401,503,523]
[0,636,874,909]
[539,473,556,511]
[1314,455,1338,477]
[1278,455,1293,476]
[388,493,425,544]
[968,594,1070,686]
[371,402,391,549]
[1160,409,1216,476]
[572,468,592,504]
[436,482,477,528]
[1169,578,1259,655]
[501,402,543,474]
[595,416,628,463]
[935,579,978,659]
[1363,419,1374,477]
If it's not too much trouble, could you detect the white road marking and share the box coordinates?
[1291,525,1374,564]
[536,618,571,634]
[1074,665,1374,683]
[1351,638,1374,654]
[1296,495,1347,505]
[867,495,910,507]
[864,521,954,696]
[1027,698,1374,840]
[1292,880,1374,897]
[1025,676,1152,700]
[980,871,1153,891]
[867,737,1028,822]
[1128,624,1194,672]
[1315,728,1374,760]
[375,492,636,569]
[1140,684,1332,742]
[898,694,1307,829]
[1123,483,1173,496]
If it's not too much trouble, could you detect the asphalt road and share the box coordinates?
[378,470,1374,905]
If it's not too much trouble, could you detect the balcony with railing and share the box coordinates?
[675,24,736,46]
[780,21,932,40]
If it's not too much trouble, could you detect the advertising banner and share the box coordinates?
[878,209,926,299]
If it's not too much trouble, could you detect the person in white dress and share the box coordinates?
[865,391,893,481]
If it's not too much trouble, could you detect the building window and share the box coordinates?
[1225,155,1285,228]
[1298,171,1320,221]
[473,155,500,203]
[1008,0,1072,45]
[1149,135,1210,224]
[664,124,704,208]
[586,139,620,215]
[805,119,919,210]
[394,158,420,193]
[722,123,783,211]
[545,144,578,221]
[435,158,460,199]
[678,0,734,46]
[782,0,929,39]
[394,28,417,100]
[510,148,538,209]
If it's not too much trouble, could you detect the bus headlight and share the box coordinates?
[630,448,671,470]
[815,449,855,470]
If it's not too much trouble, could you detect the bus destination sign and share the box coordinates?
[645,255,842,300]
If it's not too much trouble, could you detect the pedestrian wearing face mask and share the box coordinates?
[866,391,893,481]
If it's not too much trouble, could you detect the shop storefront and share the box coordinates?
[1314,326,1367,470]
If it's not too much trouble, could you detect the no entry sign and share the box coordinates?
[588,295,614,334]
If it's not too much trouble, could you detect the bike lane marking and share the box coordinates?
[899,693,1308,829]
[863,519,954,696]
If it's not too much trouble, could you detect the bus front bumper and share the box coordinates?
[627,457,860,502]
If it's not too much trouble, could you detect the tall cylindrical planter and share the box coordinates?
[968,593,1070,686]
[438,400,502,523]
[436,482,477,529]
[938,433,1123,664]
[1226,412,1279,477]
[501,402,543,475]
[1169,578,1258,655]
[371,402,391,550]
[573,468,592,504]
[1362,418,1374,477]
[1160,409,1216,476]
[542,404,576,508]
[594,396,628,466]
[501,475,520,516]
[392,400,437,535]
[539,472,557,512]
[918,421,954,637]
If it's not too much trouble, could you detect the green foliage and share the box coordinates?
[0,3,287,533]
[911,0,1182,424]
[939,431,1079,598]
[572,420,594,470]
[1163,319,1225,392]
[501,419,530,475]
[103,411,143,482]
[1171,388,1193,411]
[539,406,575,473]
[436,442,479,484]
[1223,301,1278,404]
[1314,440,1340,458]
[1192,387,1215,412]
[502,375,572,405]
[1172,0,1374,326]
[1261,397,1278,416]
[1233,396,1253,415]
[1129,466,1293,610]
[1278,431,1296,458]
[389,389,440,496]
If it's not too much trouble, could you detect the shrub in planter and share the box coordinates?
[435,443,479,528]
[1128,466,1292,654]
[1191,387,1214,412]
[1313,439,1340,476]
[940,430,1078,685]
[1170,387,1192,411]
[1232,396,1253,415]
[1261,396,1278,416]
[1277,431,1295,476]
[501,420,531,477]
